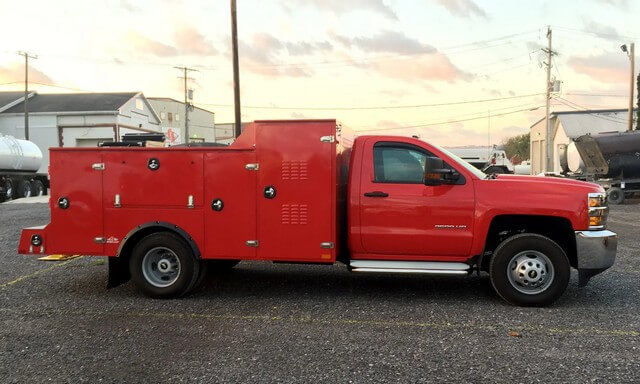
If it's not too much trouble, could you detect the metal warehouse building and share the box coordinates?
[529,109,633,175]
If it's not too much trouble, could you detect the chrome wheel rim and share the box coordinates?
[507,250,554,295]
[142,247,181,288]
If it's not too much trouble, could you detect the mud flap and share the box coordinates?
[578,268,607,288]
[107,257,130,289]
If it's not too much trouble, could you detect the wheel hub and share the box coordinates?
[507,251,554,295]
[157,259,172,273]
[142,247,181,288]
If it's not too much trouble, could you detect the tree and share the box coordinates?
[502,133,530,161]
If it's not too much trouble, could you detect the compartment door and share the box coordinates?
[256,122,335,262]
[47,151,104,255]
[204,151,257,259]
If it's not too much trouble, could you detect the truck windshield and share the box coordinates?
[426,141,487,179]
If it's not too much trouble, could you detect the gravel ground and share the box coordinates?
[1,201,639,383]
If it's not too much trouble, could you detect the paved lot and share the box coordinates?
[1,201,639,383]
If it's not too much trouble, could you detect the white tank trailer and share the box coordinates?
[559,130,640,204]
[0,134,47,202]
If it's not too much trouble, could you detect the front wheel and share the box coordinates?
[130,232,200,298]
[490,233,570,307]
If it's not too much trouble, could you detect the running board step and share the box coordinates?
[349,260,471,276]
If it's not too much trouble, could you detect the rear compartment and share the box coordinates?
[20,120,351,264]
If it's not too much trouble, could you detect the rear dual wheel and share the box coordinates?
[130,232,201,298]
[490,233,570,307]
[1,178,12,202]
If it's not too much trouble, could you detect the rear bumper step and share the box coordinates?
[349,260,470,276]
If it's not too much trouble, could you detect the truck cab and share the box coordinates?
[18,120,617,306]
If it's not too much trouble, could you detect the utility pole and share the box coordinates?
[18,51,37,141]
[174,66,198,143]
[230,0,242,138]
[542,27,556,173]
[625,43,635,132]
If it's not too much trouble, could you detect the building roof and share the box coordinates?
[530,108,635,139]
[558,110,630,138]
[1,92,138,114]
[0,92,26,108]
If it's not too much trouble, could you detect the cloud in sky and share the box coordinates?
[0,64,54,84]
[336,30,436,55]
[331,30,465,82]
[175,25,218,56]
[292,0,397,19]
[594,0,628,7]
[432,0,488,19]
[127,31,178,57]
[582,19,621,39]
[238,33,314,77]
[373,53,467,82]
[567,52,628,84]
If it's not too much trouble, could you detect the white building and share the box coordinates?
[0,91,161,174]
[213,122,248,145]
[530,109,632,175]
[147,98,215,145]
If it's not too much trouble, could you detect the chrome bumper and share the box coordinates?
[575,230,617,287]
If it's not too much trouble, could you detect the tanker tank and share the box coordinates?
[570,131,640,179]
[0,135,43,172]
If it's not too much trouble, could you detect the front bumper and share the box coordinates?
[575,230,617,287]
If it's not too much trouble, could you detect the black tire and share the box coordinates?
[607,187,624,205]
[1,178,12,202]
[17,180,32,199]
[490,233,570,307]
[129,232,200,298]
[31,180,45,196]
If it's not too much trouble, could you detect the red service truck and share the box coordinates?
[18,120,617,306]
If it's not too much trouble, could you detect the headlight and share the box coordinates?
[588,192,608,230]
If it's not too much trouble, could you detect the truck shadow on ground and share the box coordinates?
[170,262,596,307]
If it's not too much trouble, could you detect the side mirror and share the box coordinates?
[424,157,460,186]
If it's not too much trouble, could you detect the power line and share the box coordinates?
[194,92,545,111]
[354,105,544,132]
[552,25,639,42]
[32,29,540,71]
[564,92,627,98]
[352,101,548,130]
[553,96,628,124]
[28,81,94,92]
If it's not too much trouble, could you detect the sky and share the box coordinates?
[0,0,638,147]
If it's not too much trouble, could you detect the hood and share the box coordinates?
[473,174,601,232]
[493,174,602,191]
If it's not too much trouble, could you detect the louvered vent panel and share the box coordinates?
[281,160,309,181]
[281,204,308,225]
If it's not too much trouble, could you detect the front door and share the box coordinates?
[358,139,475,258]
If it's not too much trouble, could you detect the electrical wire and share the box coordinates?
[552,25,639,42]
[353,105,545,132]
[553,96,627,124]
[193,93,545,111]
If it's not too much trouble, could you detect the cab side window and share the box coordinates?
[373,144,430,183]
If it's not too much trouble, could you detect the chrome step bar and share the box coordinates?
[349,260,470,276]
